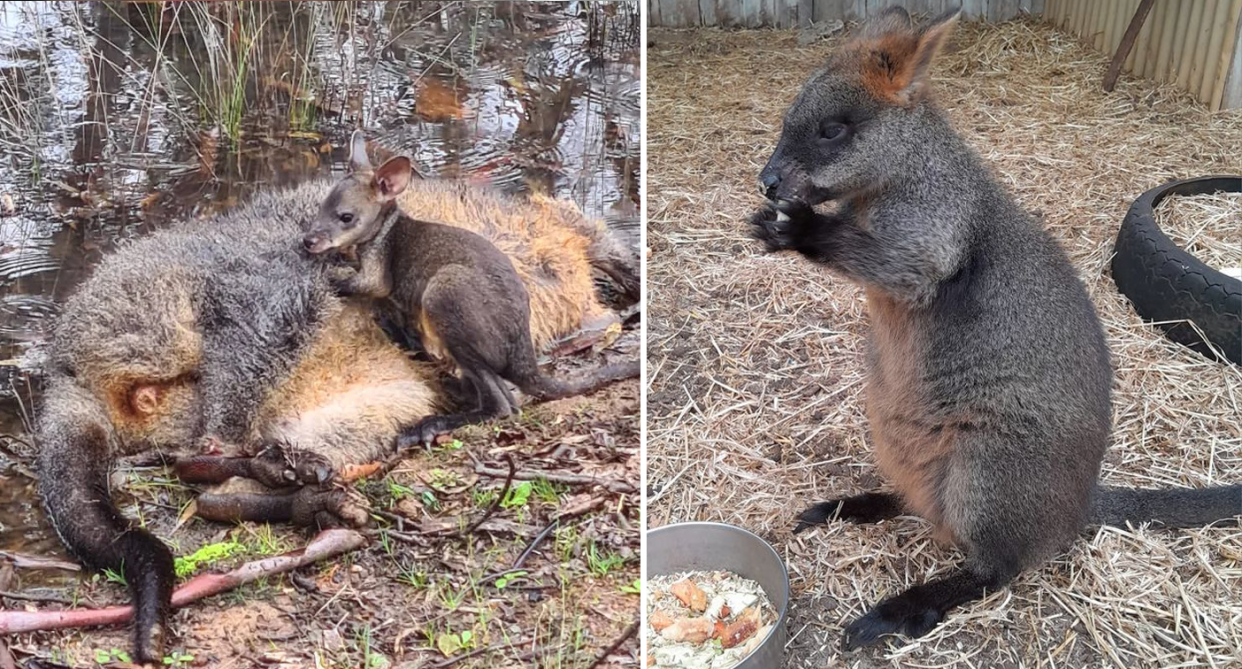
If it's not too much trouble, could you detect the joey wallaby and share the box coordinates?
[302,131,639,446]
[37,155,637,662]
[750,7,1241,651]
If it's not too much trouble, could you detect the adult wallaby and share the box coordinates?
[37,155,637,661]
[302,131,639,446]
[750,7,1241,650]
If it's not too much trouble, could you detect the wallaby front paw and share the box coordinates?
[288,450,336,485]
[794,492,903,532]
[246,450,300,488]
[842,594,944,650]
[748,200,818,252]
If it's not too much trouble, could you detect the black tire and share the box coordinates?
[1111,175,1242,365]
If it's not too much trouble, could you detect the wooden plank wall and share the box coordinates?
[1044,0,1242,110]
[648,0,1039,28]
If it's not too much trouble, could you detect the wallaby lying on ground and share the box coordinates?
[36,163,637,661]
[302,131,639,446]
[749,7,1241,651]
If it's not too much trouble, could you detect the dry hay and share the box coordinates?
[646,16,1242,669]
[1155,192,1241,272]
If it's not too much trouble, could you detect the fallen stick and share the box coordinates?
[587,620,638,669]
[475,464,636,494]
[0,528,365,635]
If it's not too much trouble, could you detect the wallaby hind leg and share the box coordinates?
[794,491,904,532]
[398,366,514,447]
[841,557,1018,650]
[196,486,368,529]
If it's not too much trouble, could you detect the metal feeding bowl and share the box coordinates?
[647,522,790,668]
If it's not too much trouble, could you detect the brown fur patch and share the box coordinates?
[416,309,450,363]
[848,35,920,102]
[864,288,959,545]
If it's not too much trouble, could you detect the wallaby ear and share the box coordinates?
[861,5,914,38]
[853,7,960,106]
[372,156,412,200]
[349,130,372,172]
[905,9,960,100]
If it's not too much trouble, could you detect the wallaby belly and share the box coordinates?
[865,288,960,545]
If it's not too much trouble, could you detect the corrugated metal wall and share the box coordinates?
[1045,0,1242,110]
[648,0,1042,28]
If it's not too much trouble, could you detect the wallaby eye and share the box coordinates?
[819,122,847,142]
[339,212,355,227]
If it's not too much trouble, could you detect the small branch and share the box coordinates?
[0,529,365,635]
[511,518,562,572]
[486,495,607,584]
[475,464,635,494]
[587,620,638,669]
[455,454,514,538]
[0,551,81,572]
[0,590,76,605]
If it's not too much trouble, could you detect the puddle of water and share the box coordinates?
[0,1,639,558]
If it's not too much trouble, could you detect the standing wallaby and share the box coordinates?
[302,131,639,446]
[750,7,1241,650]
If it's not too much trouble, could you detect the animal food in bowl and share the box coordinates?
[646,570,777,668]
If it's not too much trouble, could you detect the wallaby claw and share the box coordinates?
[841,595,944,650]
[246,449,299,489]
[288,450,336,485]
[748,201,807,252]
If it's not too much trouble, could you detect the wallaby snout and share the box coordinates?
[303,231,332,254]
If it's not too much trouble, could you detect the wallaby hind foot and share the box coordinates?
[794,491,904,532]
[842,562,1015,650]
[397,366,516,447]
[196,485,369,528]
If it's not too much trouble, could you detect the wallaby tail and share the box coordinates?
[1089,485,1242,529]
[36,377,175,663]
[515,359,640,401]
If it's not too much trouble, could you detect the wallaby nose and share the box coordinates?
[303,234,321,251]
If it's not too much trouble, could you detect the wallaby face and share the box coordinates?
[304,131,413,254]
[758,7,958,205]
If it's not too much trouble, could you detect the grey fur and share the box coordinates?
[751,7,1240,650]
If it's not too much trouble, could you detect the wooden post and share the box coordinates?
[1104,0,1155,91]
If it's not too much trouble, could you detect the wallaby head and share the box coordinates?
[758,7,959,205]
[304,130,414,254]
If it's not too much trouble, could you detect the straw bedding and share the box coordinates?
[646,16,1242,669]
[1155,192,1241,272]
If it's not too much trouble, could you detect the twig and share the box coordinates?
[0,529,365,635]
[0,590,75,605]
[0,551,81,572]
[587,620,638,669]
[485,495,607,585]
[475,464,635,494]
[455,454,514,538]
[428,638,531,669]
